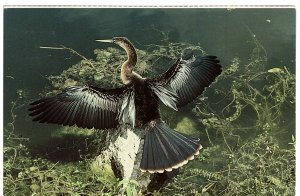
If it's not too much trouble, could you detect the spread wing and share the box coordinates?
[148,55,222,109]
[29,85,135,130]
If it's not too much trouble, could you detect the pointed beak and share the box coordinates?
[95,39,113,43]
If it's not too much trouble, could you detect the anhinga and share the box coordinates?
[29,37,222,173]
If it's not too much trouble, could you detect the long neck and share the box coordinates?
[120,42,138,85]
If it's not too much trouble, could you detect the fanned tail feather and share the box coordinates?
[140,121,202,173]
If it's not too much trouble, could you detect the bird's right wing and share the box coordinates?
[29,85,135,130]
[147,55,222,109]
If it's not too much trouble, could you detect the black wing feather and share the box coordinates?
[148,55,222,108]
[29,85,129,130]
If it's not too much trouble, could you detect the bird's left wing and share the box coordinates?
[148,55,222,109]
[29,85,135,130]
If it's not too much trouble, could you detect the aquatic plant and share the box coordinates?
[3,98,122,195]
[162,132,295,195]
[161,35,295,195]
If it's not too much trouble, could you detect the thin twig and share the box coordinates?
[39,45,96,69]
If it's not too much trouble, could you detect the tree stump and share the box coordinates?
[92,126,151,192]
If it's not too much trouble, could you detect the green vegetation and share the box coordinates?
[4,34,295,195]
[162,133,295,195]
[4,105,120,195]
[161,35,295,195]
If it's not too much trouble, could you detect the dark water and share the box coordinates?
[4,8,295,147]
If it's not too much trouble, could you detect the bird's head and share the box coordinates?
[96,37,133,50]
